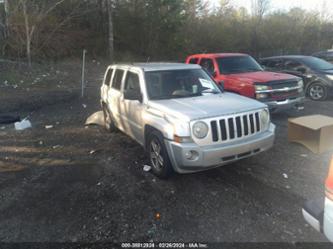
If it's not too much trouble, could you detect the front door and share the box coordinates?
[121,70,144,144]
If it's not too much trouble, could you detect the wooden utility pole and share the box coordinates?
[106,0,114,63]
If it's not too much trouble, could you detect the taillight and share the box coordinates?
[325,156,333,200]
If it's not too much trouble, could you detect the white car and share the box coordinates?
[100,63,275,178]
[302,156,333,242]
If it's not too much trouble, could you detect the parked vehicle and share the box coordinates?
[260,55,333,101]
[313,50,333,64]
[302,156,333,242]
[100,63,275,178]
[186,53,304,112]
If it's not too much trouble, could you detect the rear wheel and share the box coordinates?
[102,104,117,132]
[147,131,174,179]
[308,82,328,101]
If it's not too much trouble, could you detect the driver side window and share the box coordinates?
[284,60,303,71]
[124,71,141,93]
[200,58,215,75]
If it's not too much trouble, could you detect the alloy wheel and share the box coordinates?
[309,85,325,100]
[150,139,164,171]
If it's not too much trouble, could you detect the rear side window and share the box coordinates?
[189,58,199,64]
[112,69,124,90]
[104,68,113,86]
[200,58,215,74]
[124,72,140,93]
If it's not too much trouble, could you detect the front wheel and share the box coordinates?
[147,131,174,179]
[307,82,328,101]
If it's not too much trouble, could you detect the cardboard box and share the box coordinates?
[288,115,333,154]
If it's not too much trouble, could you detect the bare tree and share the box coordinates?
[251,0,270,20]
[19,0,66,67]
[106,0,114,62]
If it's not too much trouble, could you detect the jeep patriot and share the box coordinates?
[100,63,275,178]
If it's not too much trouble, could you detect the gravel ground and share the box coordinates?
[0,71,332,245]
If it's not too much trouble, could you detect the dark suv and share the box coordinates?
[313,50,333,63]
[260,56,333,101]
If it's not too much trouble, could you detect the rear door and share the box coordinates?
[120,70,144,144]
[101,67,114,103]
[108,67,125,130]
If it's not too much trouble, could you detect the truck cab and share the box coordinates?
[186,53,305,112]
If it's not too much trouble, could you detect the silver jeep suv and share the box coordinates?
[100,63,275,178]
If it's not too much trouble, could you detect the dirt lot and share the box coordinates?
[0,62,332,244]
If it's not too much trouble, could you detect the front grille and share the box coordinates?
[210,111,261,142]
[271,90,299,99]
[268,80,298,90]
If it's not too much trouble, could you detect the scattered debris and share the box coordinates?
[45,125,54,129]
[97,182,101,186]
[300,154,308,158]
[283,173,289,179]
[82,104,87,109]
[85,111,104,126]
[52,145,61,149]
[90,149,102,155]
[14,119,32,131]
[143,165,152,172]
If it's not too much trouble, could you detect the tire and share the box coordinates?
[307,82,328,101]
[147,131,174,179]
[102,104,117,132]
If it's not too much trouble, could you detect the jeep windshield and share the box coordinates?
[217,56,264,74]
[145,69,221,100]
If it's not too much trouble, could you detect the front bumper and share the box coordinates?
[262,96,305,111]
[302,197,333,242]
[164,123,275,174]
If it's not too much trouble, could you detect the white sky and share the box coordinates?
[210,0,333,14]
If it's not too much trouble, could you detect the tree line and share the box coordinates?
[0,0,332,66]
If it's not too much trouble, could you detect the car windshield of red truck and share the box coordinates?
[217,56,264,74]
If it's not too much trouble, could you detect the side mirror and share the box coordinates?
[212,71,217,78]
[297,67,307,74]
[124,89,143,102]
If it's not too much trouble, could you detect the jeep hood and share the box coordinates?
[226,71,298,83]
[147,93,266,121]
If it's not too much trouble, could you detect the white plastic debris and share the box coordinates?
[45,125,54,129]
[300,154,308,158]
[14,119,32,131]
[143,165,152,172]
[52,145,61,149]
[283,173,288,179]
[82,104,87,109]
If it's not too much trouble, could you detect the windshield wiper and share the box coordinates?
[201,89,220,94]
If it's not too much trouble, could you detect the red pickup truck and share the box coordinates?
[186,53,305,111]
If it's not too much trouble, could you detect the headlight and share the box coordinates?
[255,85,269,92]
[192,121,208,139]
[297,79,304,92]
[260,109,270,131]
[326,75,333,80]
